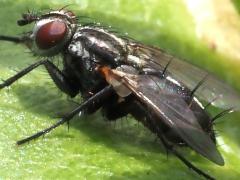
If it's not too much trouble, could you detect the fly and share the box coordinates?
[0,8,240,180]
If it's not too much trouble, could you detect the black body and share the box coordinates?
[62,26,215,145]
[1,9,239,180]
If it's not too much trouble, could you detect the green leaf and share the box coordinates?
[0,0,240,179]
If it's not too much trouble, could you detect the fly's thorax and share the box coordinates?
[68,37,90,58]
[63,52,107,96]
[68,26,128,67]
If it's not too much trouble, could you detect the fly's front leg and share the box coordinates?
[0,59,79,97]
[43,61,79,97]
[0,35,23,43]
[0,60,46,89]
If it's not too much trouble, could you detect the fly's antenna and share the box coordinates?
[17,11,39,26]
[211,108,234,122]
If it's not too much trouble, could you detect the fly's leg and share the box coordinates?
[151,122,215,179]
[102,95,134,120]
[0,35,23,43]
[148,117,215,180]
[0,60,45,88]
[0,59,79,97]
[158,133,215,180]
[43,60,79,97]
[104,99,215,179]
[130,101,215,180]
[17,85,114,145]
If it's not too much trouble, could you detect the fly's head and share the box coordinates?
[18,9,77,56]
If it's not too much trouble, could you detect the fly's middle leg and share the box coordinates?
[102,95,135,121]
[17,85,114,145]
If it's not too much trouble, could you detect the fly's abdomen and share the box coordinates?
[123,73,216,145]
[162,75,216,143]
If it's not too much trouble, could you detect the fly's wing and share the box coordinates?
[128,43,240,110]
[100,67,224,165]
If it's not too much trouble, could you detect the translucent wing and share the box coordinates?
[103,68,224,165]
[128,43,240,110]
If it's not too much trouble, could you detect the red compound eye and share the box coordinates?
[36,21,67,49]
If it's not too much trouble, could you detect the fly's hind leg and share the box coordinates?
[103,99,215,179]
[158,133,215,180]
[129,100,215,180]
